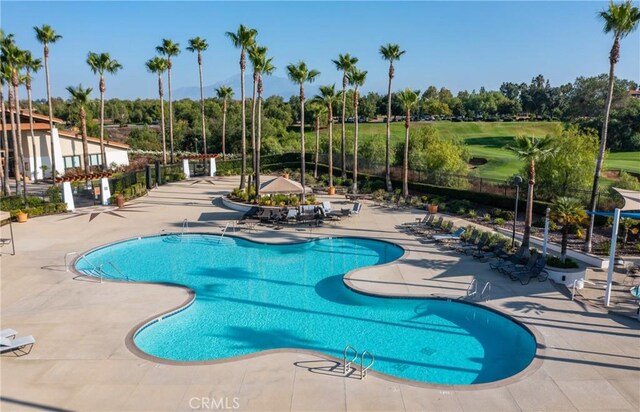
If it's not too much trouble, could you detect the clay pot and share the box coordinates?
[16,212,28,223]
[328,186,336,195]
[428,204,439,214]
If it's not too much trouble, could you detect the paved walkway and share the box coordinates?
[1,176,638,411]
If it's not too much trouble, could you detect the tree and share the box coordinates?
[379,43,405,192]
[155,39,181,163]
[346,67,366,194]
[586,0,640,252]
[332,53,358,178]
[23,51,42,182]
[226,25,257,190]
[396,88,419,197]
[286,61,320,202]
[506,136,555,249]
[66,85,93,174]
[87,52,122,170]
[314,84,339,187]
[0,54,10,195]
[145,57,168,164]
[308,102,327,179]
[186,37,209,154]
[216,86,234,160]
[551,197,587,262]
[253,49,274,196]
[34,24,62,179]
[126,126,161,151]
[248,45,267,189]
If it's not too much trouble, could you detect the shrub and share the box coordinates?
[456,207,466,215]
[493,218,506,225]
[482,213,492,222]
[576,228,586,239]
[546,256,579,269]
[305,195,316,205]
[467,209,477,218]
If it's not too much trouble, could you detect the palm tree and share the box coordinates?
[23,51,42,182]
[248,45,267,189]
[34,24,62,179]
[346,68,367,194]
[0,40,11,195]
[66,85,93,174]
[551,197,587,262]
[309,102,327,179]
[506,136,555,249]
[314,84,339,188]
[254,54,275,197]
[226,25,257,190]
[286,61,320,202]
[332,53,358,178]
[585,0,640,252]
[145,57,168,165]
[215,86,234,160]
[155,39,180,163]
[379,44,406,192]
[186,37,209,154]
[396,88,419,197]
[87,52,122,170]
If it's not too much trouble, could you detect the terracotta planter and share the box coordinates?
[16,212,28,223]
[116,194,125,208]
[283,172,290,179]
[428,204,439,214]
[328,186,336,195]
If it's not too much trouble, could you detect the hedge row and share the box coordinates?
[8,203,67,218]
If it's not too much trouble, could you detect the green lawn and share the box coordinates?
[322,121,638,181]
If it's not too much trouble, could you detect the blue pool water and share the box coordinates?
[77,234,536,385]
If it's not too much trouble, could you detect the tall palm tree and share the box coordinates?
[286,61,320,202]
[215,86,234,160]
[66,85,93,174]
[585,0,640,252]
[186,37,209,154]
[0,43,11,195]
[34,24,62,179]
[87,52,122,170]
[1,60,16,195]
[346,68,367,194]
[379,44,406,192]
[506,136,555,249]
[332,53,358,178]
[248,45,267,189]
[255,54,275,197]
[396,88,419,197]
[314,84,339,188]
[551,197,587,262]
[23,51,42,182]
[226,25,257,190]
[145,57,168,165]
[309,102,327,179]
[155,39,180,163]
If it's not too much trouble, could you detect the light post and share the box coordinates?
[512,176,523,247]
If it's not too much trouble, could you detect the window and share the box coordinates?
[63,155,80,169]
[89,154,102,167]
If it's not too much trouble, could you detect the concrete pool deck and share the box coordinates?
[1,176,638,412]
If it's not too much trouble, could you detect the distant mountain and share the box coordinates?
[173,74,319,100]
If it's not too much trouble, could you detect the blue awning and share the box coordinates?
[588,211,640,219]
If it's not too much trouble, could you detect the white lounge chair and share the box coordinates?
[433,228,466,242]
[0,335,35,355]
[0,328,17,339]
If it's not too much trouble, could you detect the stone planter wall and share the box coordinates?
[546,267,586,288]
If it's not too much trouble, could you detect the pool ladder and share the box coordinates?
[181,219,189,241]
[343,345,375,380]
[466,278,491,302]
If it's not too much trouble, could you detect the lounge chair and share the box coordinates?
[457,233,489,254]
[411,216,442,234]
[433,228,466,242]
[507,256,548,285]
[433,220,453,233]
[473,240,507,261]
[501,252,539,276]
[401,213,433,228]
[321,201,343,219]
[0,329,17,339]
[0,335,35,356]
[489,246,527,271]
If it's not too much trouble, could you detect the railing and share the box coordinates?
[76,255,104,283]
[64,252,78,272]
[107,261,128,281]
[360,350,375,380]
[481,281,492,302]
[343,345,358,376]
[181,219,189,240]
[220,222,229,243]
[466,278,477,299]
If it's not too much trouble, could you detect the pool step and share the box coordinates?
[343,345,375,380]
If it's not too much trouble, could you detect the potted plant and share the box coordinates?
[15,210,28,223]
[546,197,587,286]
[428,199,439,214]
[282,169,291,179]
[115,193,125,208]
[327,186,336,195]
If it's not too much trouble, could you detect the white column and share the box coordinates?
[62,181,75,212]
[51,127,64,178]
[542,207,550,257]
[604,208,621,307]
[209,157,216,177]
[182,159,190,179]
[100,177,111,206]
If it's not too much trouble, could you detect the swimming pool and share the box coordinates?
[77,234,536,385]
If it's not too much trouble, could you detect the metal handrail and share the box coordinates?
[64,252,78,272]
[466,278,477,298]
[107,261,128,281]
[181,219,189,240]
[220,222,229,243]
[481,282,492,302]
[76,254,104,283]
[343,345,358,375]
[360,350,375,380]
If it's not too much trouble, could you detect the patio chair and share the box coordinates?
[433,220,454,233]
[0,335,35,356]
[501,251,539,276]
[507,256,548,285]
[401,213,433,228]
[457,233,489,254]
[0,329,17,339]
[490,246,527,271]
[433,228,466,242]
[473,240,507,261]
[321,201,343,219]
[411,216,442,234]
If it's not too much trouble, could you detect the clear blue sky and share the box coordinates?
[2,1,639,100]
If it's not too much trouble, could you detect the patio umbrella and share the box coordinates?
[259,176,312,194]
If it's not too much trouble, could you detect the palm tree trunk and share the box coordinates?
[222,99,227,160]
[341,75,347,178]
[167,60,175,164]
[522,159,535,248]
[80,107,90,175]
[239,49,247,190]
[249,72,258,191]
[27,77,38,183]
[198,52,207,154]
[99,76,107,171]
[158,75,167,165]
[1,87,11,195]
[353,90,359,194]
[328,106,333,188]
[314,117,320,179]
[44,45,57,179]
[385,65,393,192]
[403,113,410,197]
[7,87,19,194]
[12,80,28,201]
[585,36,619,253]
[256,84,263,197]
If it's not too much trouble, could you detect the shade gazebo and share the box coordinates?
[259,176,312,195]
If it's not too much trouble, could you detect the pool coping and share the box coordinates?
[71,232,545,391]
